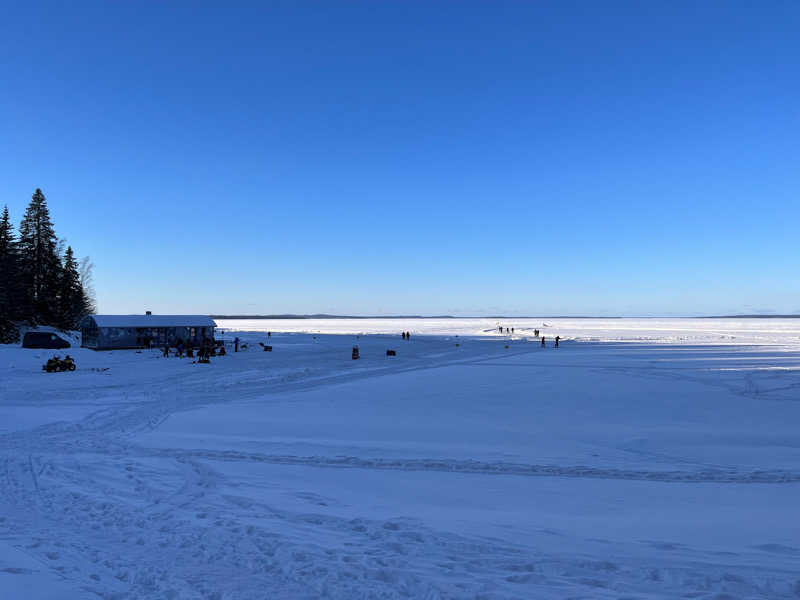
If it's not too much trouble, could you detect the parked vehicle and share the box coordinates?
[43,355,76,372]
[23,331,70,349]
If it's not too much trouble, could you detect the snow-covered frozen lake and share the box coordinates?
[217,316,800,347]
[2,318,800,599]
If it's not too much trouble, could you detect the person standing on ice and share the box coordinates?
[234,337,239,352]
[541,336,546,347]
[555,335,560,348]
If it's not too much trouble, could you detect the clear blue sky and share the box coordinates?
[2,1,799,316]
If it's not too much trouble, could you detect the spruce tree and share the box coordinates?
[56,246,87,329]
[18,189,62,325]
[0,206,21,342]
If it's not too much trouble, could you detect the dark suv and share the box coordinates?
[22,331,71,349]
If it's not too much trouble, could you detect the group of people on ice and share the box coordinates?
[156,327,561,365]
[498,325,560,347]
[540,335,560,348]
[161,338,225,361]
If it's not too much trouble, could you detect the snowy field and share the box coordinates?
[2,318,800,599]
[217,316,800,347]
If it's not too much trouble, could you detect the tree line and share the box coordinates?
[0,189,96,343]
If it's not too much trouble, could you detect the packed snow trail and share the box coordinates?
[2,327,800,598]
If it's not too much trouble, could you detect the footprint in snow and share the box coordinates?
[0,567,33,574]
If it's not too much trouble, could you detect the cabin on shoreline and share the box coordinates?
[80,314,216,350]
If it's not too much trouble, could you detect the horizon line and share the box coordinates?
[207,313,800,320]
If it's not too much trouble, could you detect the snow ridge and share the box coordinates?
[159,449,800,484]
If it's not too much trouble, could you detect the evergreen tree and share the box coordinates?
[17,189,62,325]
[56,246,88,329]
[0,206,21,342]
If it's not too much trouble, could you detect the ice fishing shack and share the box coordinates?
[80,313,216,350]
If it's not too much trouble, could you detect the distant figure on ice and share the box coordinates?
[555,335,560,348]
[534,329,539,337]
[498,325,502,333]
[267,331,271,337]
[234,337,240,352]
[406,331,411,340]
[402,332,406,340]
[198,345,211,364]
[511,327,515,334]
[541,336,546,347]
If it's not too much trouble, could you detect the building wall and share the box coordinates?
[83,324,215,349]
[81,321,100,348]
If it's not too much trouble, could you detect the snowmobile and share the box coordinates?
[43,355,76,373]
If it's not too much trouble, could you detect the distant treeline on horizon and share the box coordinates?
[212,314,621,320]
[212,314,456,320]
[211,314,800,320]
[702,314,800,319]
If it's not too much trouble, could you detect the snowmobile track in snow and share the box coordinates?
[159,449,800,484]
